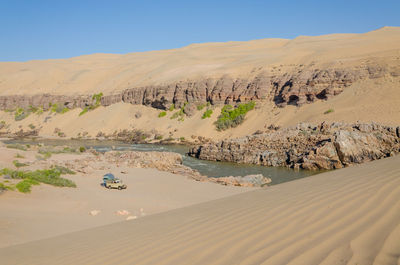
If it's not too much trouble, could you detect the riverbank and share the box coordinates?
[2,152,400,264]
[0,144,253,248]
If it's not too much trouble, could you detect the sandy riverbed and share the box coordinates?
[0,145,253,248]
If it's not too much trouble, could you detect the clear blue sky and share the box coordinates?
[1,0,399,61]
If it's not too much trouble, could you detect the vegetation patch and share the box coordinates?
[168,104,175,111]
[215,102,255,131]
[13,160,28,168]
[15,153,25,159]
[158,111,167,118]
[202,109,213,119]
[79,92,103,116]
[170,104,186,121]
[0,182,15,191]
[6,144,29,151]
[0,167,77,190]
[14,107,30,121]
[324,108,334,114]
[16,179,39,193]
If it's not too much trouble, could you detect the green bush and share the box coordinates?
[13,160,28,168]
[215,101,255,131]
[197,103,206,111]
[79,146,86,153]
[158,111,167,118]
[0,168,76,188]
[16,179,40,193]
[28,124,36,129]
[92,92,103,106]
[36,107,44,115]
[14,107,30,121]
[79,107,89,116]
[324,109,334,114]
[15,153,25,159]
[0,182,15,191]
[170,105,185,120]
[168,104,175,111]
[6,144,28,151]
[202,109,213,119]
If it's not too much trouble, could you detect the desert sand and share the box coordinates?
[0,27,399,96]
[0,145,252,248]
[1,153,399,264]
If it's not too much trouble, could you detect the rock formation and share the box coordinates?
[188,122,400,170]
[0,64,398,111]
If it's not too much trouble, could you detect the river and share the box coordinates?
[2,139,318,185]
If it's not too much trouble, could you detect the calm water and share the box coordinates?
[3,139,318,185]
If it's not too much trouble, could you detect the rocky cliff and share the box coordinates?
[0,64,399,111]
[188,122,400,170]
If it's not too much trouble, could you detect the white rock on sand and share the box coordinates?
[89,210,100,216]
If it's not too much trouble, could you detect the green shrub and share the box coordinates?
[79,107,89,116]
[60,107,69,114]
[15,153,25,159]
[179,137,185,141]
[158,111,167,118]
[50,165,76,175]
[202,109,213,119]
[92,92,103,106]
[324,109,334,114]
[170,105,185,120]
[79,146,86,153]
[168,104,175,111]
[197,103,206,111]
[0,182,15,191]
[50,103,59,113]
[16,179,40,193]
[28,124,36,130]
[36,107,44,115]
[28,106,38,113]
[215,101,255,131]
[14,107,30,121]
[13,160,28,168]
[0,168,76,188]
[6,144,28,151]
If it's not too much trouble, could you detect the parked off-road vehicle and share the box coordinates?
[105,179,127,190]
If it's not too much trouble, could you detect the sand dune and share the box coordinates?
[0,27,399,96]
[1,155,400,265]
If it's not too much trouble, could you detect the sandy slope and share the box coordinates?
[0,27,399,96]
[0,146,252,248]
[1,155,400,265]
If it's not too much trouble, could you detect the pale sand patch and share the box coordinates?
[0,147,253,248]
[1,155,400,265]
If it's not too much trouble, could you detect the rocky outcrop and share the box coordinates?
[59,150,267,187]
[189,122,400,170]
[199,174,271,187]
[1,64,398,111]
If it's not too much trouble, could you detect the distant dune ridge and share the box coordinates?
[1,155,400,265]
[0,27,399,141]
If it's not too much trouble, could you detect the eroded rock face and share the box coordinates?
[189,122,400,170]
[0,64,398,111]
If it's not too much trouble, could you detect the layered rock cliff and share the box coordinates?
[0,64,398,111]
[188,122,400,170]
